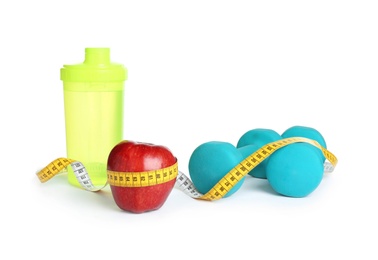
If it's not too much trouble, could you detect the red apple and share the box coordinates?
[107,140,178,213]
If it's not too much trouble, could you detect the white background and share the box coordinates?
[1,1,377,259]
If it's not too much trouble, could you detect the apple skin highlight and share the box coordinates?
[107,140,177,213]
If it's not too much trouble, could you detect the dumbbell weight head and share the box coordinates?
[188,141,246,198]
[266,142,324,197]
[281,125,327,162]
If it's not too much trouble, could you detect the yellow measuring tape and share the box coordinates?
[36,158,178,191]
[36,137,337,201]
[107,163,178,187]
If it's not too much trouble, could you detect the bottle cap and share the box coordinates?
[60,48,127,82]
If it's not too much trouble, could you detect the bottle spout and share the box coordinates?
[84,48,111,65]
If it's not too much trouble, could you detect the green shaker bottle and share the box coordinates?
[60,48,127,187]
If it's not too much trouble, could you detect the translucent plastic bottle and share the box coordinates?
[60,48,127,187]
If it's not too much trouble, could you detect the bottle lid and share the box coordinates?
[60,48,127,82]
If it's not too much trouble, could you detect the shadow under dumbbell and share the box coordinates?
[243,176,278,196]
